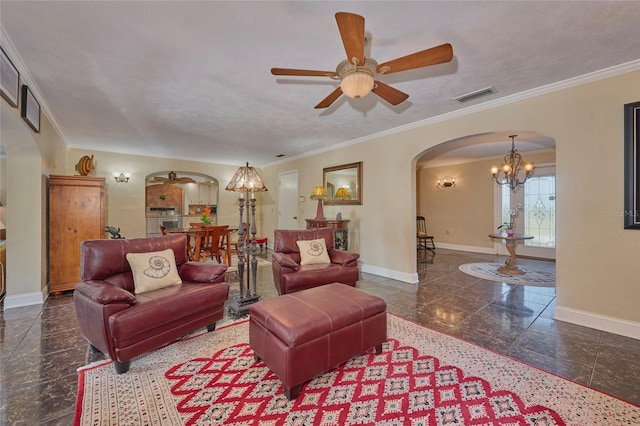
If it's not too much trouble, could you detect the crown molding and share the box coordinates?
[269,59,640,168]
[369,59,640,139]
[1,26,66,142]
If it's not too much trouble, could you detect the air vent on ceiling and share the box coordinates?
[452,86,494,103]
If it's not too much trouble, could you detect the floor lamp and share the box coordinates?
[225,162,268,318]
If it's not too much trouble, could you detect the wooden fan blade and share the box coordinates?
[372,80,409,105]
[315,87,343,109]
[177,177,196,184]
[377,43,453,75]
[271,68,337,77]
[153,176,168,182]
[335,12,365,65]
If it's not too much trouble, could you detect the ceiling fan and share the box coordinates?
[271,12,453,109]
[152,171,196,184]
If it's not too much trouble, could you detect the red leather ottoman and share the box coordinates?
[249,283,387,400]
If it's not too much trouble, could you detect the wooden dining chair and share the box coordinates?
[200,225,229,263]
[159,226,167,236]
[221,223,248,263]
[417,216,435,252]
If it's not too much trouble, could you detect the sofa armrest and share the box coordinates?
[179,262,227,283]
[272,252,299,271]
[330,250,360,267]
[74,281,137,306]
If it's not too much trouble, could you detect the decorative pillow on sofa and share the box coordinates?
[126,248,182,294]
[296,238,331,265]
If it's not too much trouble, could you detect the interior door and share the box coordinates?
[278,170,299,229]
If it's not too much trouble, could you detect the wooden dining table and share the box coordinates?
[165,227,237,264]
[165,227,207,262]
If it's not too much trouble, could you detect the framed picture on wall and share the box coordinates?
[624,100,640,229]
[1,46,20,108]
[21,85,40,133]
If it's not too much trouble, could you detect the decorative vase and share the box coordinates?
[506,229,515,236]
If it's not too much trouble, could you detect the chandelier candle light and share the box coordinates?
[310,186,328,220]
[225,162,268,318]
[491,135,534,191]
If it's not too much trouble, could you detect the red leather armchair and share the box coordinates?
[73,234,229,373]
[271,228,360,295]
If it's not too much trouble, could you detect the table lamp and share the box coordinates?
[310,186,328,220]
[335,187,351,200]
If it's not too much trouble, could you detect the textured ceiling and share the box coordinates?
[1,1,639,167]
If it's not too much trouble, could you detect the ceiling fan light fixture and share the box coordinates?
[341,72,374,99]
[337,57,378,99]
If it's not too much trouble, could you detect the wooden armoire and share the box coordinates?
[49,175,105,293]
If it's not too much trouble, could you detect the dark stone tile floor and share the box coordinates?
[1,248,639,424]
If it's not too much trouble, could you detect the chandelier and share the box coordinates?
[490,135,534,191]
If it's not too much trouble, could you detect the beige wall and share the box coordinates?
[1,97,66,304]
[3,65,639,338]
[261,70,640,338]
[66,148,258,239]
[417,150,555,249]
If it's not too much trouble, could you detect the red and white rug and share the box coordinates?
[75,315,639,425]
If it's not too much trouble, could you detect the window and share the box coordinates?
[501,174,556,248]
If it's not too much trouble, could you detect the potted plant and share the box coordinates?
[497,222,516,236]
[498,203,523,236]
[201,206,212,226]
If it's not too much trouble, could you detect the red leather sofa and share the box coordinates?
[271,228,360,295]
[73,234,229,373]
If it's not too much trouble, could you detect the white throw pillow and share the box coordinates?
[296,238,331,265]
[126,248,182,294]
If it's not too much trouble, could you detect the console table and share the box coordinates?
[305,219,350,250]
[488,233,534,275]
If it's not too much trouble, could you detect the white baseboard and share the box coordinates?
[361,264,418,284]
[434,243,496,254]
[3,291,44,309]
[554,305,640,340]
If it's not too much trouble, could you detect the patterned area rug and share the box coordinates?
[459,262,556,286]
[74,315,639,425]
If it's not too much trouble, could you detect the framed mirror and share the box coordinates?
[323,162,362,205]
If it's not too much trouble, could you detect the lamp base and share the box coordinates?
[315,199,325,221]
[227,294,260,319]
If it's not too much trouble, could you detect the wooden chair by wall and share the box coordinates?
[417,216,435,252]
[160,226,167,236]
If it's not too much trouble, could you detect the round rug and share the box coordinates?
[459,262,555,286]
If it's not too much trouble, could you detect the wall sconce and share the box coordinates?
[113,172,130,183]
[437,177,456,189]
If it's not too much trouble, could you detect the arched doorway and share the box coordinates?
[144,171,219,236]
[1,103,46,306]
[414,131,556,264]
